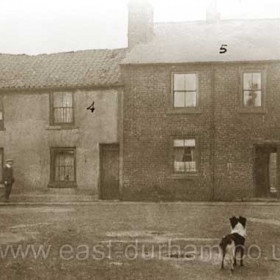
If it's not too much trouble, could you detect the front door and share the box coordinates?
[255,145,278,197]
[99,144,120,200]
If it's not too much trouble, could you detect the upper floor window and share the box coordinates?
[0,96,4,130]
[242,72,262,107]
[173,73,197,107]
[51,92,74,125]
[173,139,197,173]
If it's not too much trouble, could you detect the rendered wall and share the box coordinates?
[0,88,120,194]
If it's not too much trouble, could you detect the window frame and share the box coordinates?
[49,147,77,188]
[171,136,199,175]
[49,92,75,126]
[240,69,266,112]
[171,72,199,112]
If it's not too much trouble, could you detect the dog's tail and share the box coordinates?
[219,236,227,251]
[220,235,235,252]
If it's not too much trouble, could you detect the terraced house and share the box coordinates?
[0,49,126,199]
[1,0,280,201]
[120,1,280,201]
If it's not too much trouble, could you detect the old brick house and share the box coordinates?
[120,2,280,201]
[0,49,126,199]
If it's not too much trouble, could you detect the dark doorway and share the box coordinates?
[99,143,120,200]
[255,145,278,197]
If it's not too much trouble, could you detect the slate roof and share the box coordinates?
[0,48,127,90]
[122,19,280,64]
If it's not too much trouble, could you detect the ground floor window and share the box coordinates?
[50,147,76,186]
[173,139,197,172]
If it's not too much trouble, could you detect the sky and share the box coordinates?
[0,0,279,55]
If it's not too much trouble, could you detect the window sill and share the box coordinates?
[167,173,199,180]
[46,125,79,130]
[48,182,77,188]
[238,108,267,114]
[166,108,202,115]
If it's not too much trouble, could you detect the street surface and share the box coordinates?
[0,202,280,279]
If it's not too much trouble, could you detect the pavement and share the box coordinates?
[0,186,280,205]
[0,186,98,205]
[0,195,280,206]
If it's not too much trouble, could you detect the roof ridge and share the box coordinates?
[154,17,280,26]
[0,47,128,58]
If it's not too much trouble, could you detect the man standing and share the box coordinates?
[3,159,15,201]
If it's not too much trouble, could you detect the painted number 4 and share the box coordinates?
[87,101,95,113]
[219,44,227,54]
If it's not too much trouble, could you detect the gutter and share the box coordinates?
[0,84,124,94]
[120,59,280,67]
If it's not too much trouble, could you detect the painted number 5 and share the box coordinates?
[219,44,227,54]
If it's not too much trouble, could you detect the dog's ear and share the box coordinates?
[239,216,247,227]
[229,216,238,228]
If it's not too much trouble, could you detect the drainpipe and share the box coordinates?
[211,64,216,200]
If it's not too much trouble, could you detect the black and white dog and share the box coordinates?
[220,216,247,272]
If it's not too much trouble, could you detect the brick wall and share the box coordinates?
[213,62,280,200]
[121,62,280,201]
[121,64,214,201]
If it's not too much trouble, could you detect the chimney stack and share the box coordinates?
[206,0,220,23]
[128,0,154,49]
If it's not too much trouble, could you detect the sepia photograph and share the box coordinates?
[0,0,280,278]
